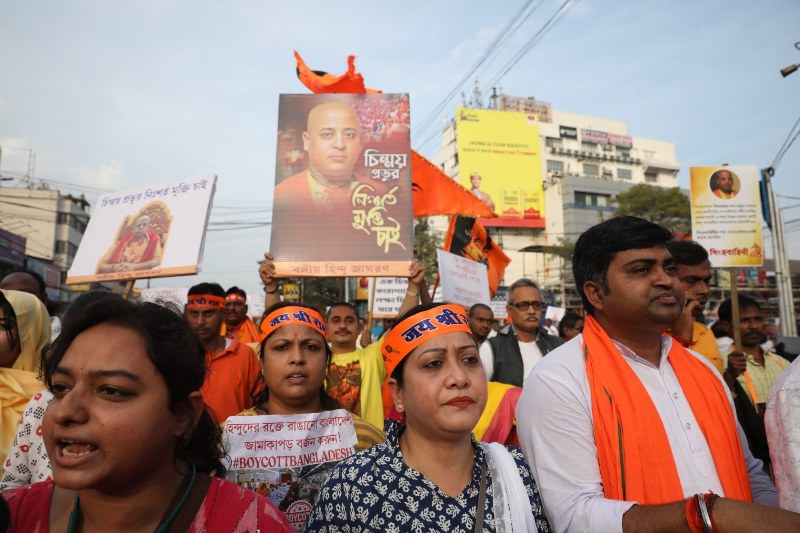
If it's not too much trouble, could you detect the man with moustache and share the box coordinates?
[185,282,262,423]
[467,303,494,345]
[222,286,261,344]
[518,217,785,533]
[666,239,724,373]
[479,278,562,387]
[717,295,789,409]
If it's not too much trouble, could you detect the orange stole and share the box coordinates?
[224,318,262,344]
[583,315,752,504]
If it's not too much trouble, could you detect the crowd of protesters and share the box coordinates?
[2,215,800,531]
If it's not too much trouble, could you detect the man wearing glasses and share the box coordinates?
[479,278,563,386]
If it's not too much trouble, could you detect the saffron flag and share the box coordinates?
[444,215,510,296]
[294,53,497,220]
[411,152,495,218]
[294,51,381,94]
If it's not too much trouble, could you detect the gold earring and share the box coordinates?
[397,404,404,412]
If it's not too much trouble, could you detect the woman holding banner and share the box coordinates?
[226,302,384,530]
[307,303,552,532]
[2,297,292,532]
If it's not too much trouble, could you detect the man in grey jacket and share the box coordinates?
[479,278,562,386]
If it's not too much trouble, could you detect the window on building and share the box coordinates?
[57,212,69,224]
[581,142,598,153]
[545,137,562,149]
[645,172,658,183]
[72,216,87,233]
[546,160,564,174]
[575,192,611,207]
[617,168,633,180]
[618,148,631,159]
[583,164,600,176]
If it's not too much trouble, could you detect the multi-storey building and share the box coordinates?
[432,94,681,308]
[0,186,90,305]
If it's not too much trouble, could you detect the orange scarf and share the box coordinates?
[583,315,752,503]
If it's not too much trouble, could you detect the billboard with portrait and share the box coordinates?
[270,93,414,278]
[66,176,217,283]
[689,166,763,267]
[456,107,545,228]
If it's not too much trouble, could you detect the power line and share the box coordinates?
[771,114,800,171]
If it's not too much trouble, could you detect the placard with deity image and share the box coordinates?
[270,93,413,278]
[66,176,216,283]
[224,409,358,532]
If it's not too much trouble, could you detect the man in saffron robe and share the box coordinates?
[516,216,797,532]
[222,286,261,344]
[97,215,162,273]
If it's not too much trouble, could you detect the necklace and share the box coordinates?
[66,463,197,533]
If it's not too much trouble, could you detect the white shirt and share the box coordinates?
[517,334,777,533]
[766,357,800,512]
[479,335,544,383]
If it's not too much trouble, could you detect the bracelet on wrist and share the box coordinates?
[407,289,420,297]
[265,286,279,295]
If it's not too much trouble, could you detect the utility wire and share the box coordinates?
[771,114,800,171]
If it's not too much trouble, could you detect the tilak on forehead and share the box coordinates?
[187,294,226,309]
[225,293,246,304]
[382,304,472,379]
[261,306,327,341]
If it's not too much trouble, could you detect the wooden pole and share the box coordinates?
[729,268,742,349]
[122,279,136,300]
[364,277,378,333]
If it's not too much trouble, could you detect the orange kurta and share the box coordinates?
[200,339,263,424]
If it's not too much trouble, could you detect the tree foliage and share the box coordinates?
[614,184,691,235]
[413,217,441,286]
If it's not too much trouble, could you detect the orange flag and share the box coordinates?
[444,215,510,296]
[294,51,381,94]
[294,53,496,220]
[411,152,495,219]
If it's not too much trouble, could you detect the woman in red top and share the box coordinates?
[2,296,292,532]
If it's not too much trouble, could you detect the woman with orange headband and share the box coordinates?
[307,303,552,532]
[227,302,384,530]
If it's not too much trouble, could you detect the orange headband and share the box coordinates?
[225,293,246,304]
[382,304,471,379]
[187,294,226,309]
[261,306,327,341]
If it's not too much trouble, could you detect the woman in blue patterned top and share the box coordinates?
[308,303,551,532]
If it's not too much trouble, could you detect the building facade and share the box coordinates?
[0,186,90,305]
[432,95,681,308]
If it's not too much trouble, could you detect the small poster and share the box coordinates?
[368,277,409,318]
[689,166,763,267]
[224,410,358,532]
[270,93,413,278]
[66,176,216,283]
[436,249,491,308]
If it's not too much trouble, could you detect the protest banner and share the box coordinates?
[270,93,414,278]
[66,176,216,283]
[689,166,763,267]
[368,277,409,318]
[436,249,491,308]
[224,409,357,532]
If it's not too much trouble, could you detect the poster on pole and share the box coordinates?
[223,410,357,532]
[66,176,217,283]
[436,249,491,308]
[368,277,409,318]
[689,166,763,267]
[270,93,414,278]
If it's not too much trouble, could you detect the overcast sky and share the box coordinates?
[1,0,799,296]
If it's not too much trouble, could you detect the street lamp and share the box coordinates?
[780,41,800,78]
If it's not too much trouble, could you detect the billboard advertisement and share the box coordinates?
[456,107,545,228]
[270,93,414,278]
[689,166,763,267]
